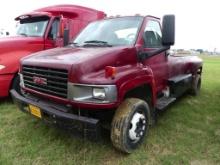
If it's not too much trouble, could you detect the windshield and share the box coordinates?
[74,17,143,47]
[16,16,49,37]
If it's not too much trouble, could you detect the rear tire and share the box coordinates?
[190,74,201,96]
[111,98,150,153]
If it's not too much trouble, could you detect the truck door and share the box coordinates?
[142,19,168,93]
[44,17,63,49]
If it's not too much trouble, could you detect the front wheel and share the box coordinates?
[111,98,150,153]
[11,74,21,94]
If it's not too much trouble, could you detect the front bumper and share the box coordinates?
[10,89,100,139]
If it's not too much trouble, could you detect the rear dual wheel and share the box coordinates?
[190,74,201,96]
[111,98,150,153]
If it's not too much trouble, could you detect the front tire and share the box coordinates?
[11,74,21,94]
[111,98,150,153]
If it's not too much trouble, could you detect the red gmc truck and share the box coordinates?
[0,4,105,98]
[11,15,203,153]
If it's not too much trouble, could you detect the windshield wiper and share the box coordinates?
[68,42,80,47]
[84,40,108,44]
[83,40,112,47]
[19,33,28,37]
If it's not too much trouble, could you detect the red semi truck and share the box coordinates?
[11,15,203,153]
[0,4,105,98]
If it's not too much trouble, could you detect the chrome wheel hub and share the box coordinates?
[128,112,146,142]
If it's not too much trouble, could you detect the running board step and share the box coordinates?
[156,97,176,111]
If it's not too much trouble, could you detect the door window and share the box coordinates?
[143,20,162,48]
[48,18,60,40]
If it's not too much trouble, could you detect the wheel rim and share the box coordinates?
[128,111,146,143]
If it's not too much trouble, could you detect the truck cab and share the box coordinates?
[0,4,105,98]
[11,15,203,153]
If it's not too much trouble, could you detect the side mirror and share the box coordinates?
[58,18,65,38]
[58,17,70,46]
[162,15,175,46]
[63,29,70,46]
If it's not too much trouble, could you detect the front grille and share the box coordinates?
[22,65,68,98]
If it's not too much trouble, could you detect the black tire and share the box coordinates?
[111,98,150,153]
[11,74,21,94]
[190,74,201,96]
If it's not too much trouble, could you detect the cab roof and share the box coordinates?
[15,4,106,21]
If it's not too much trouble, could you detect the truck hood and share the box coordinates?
[21,46,137,82]
[0,36,44,74]
[0,36,43,52]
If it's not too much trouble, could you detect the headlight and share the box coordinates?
[93,88,106,100]
[0,65,5,70]
[68,83,117,103]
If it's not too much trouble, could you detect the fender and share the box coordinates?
[0,37,44,97]
[117,65,157,106]
[184,56,203,75]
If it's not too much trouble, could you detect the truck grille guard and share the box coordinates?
[22,65,68,98]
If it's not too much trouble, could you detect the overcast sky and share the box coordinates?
[0,0,219,51]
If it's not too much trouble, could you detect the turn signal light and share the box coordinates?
[105,66,116,79]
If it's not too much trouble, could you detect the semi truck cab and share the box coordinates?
[0,4,105,98]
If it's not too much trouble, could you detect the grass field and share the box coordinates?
[0,55,220,165]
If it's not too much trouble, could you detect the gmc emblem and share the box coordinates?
[33,76,47,85]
